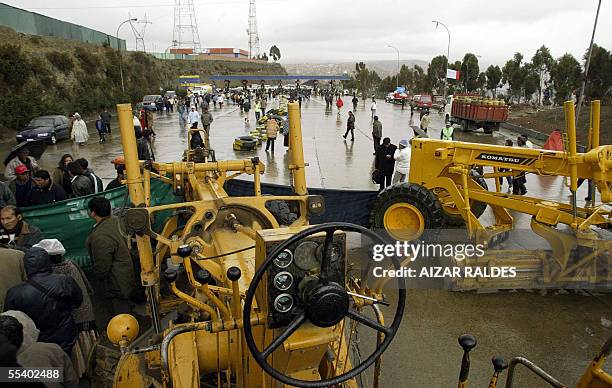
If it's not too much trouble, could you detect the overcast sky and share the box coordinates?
[4,0,611,68]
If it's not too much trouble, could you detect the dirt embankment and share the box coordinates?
[0,26,286,134]
[508,104,611,146]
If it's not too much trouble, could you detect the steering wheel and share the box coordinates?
[243,222,406,387]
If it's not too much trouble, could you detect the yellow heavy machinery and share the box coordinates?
[106,102,405,387]
[371,100,611,289]
[454,333,612,388]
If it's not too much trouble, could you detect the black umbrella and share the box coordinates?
[3,140,47,166]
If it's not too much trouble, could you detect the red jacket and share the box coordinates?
[336,98,344,108]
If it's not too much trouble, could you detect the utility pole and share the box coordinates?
[387,45,400,88]
[432,20,450,100]
[247,0,261,58]
[117,18,137,94]
[576,0,602,138]
[173,0,202,53]
[128,13,152,53]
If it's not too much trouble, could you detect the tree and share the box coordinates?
[551,53,581,104]
[582,43,612,101]
[353,62,381,97]
[502,52,526,102]
[477,72,487,93]
[531,45,554,104]
[269,45,281,62]
[485,65,502,97]
[460,53,480,92]
[426,55,447,94]
[522,62,540,102]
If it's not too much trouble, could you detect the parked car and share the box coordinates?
[142,94,162,111]
[16,115,70,144]
[164,90,177,99]
[385,93,395,102]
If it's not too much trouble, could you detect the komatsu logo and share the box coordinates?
[476,153,529,165]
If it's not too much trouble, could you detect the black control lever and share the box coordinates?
[457,334,477,388]
[487,356,508,388]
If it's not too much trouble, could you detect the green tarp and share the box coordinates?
[22,180,180,269]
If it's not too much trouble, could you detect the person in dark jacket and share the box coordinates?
[67,162,93,198]
[52,154,74,198]
[105,156,125,191]
[0,206,42,251]
[372,116,383,154]
[3,247,83,354]
[86,197,136,320]
[374,137,397,191]
[343,111,355,141]
[29,170,67,206]
[136,131,153,161]
[201,108,214,149]
[75,158,103,193]
[100,107,112,134]
[9,165,33,207]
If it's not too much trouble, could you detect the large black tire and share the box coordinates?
[265,199,298,226]
[443,175,488,226]
[370,182,444,241]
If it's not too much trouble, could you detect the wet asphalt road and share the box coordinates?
[2,96,610,386]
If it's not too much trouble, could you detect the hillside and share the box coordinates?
[0,26,286,133]
[283,59,429,78]
[508,104,611,145]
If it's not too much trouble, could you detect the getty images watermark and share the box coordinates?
[371,240,516,279]
[363,229,611,290]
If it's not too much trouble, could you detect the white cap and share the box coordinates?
[33,239,66,255]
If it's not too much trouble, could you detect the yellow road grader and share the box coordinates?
[106,102,405,387]
[104,99,611,387]
[371,100,611,289]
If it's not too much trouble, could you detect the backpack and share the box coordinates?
[95,119,104,132]
[88,172,104,193]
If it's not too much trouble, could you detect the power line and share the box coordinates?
[25,0,283,10]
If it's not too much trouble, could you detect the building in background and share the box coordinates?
[201,48,249,59]
[0,3,126,50]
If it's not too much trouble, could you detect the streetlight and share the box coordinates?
[117,18,137,93]
[432,20,450,100]
[387,45,400,88]
[165,40,178,59]
[465,54,482,92]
